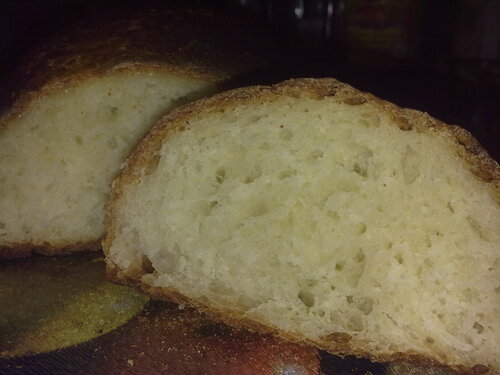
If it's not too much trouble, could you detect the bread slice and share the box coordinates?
[0,9,264,258]
[103,78,499,374]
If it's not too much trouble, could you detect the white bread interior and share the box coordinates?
[0,72,215,251]
[104,79,499,373]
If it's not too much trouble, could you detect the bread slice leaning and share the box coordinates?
[103,78,499,374]
[0,9,264,258]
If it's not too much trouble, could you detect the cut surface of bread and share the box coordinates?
[104,79,499,373]
[0,10,264,257]
[0,72,213,255]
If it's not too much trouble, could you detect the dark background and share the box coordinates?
[0,0,498,157]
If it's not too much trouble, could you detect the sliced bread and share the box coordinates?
[0,9,264,258]
[103,78,499,374]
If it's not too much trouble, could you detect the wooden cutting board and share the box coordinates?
[0,253,453,375]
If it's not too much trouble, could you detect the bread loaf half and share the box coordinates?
[103,79,499,373]
[0,9,263,258]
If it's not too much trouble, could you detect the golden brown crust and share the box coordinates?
[107,78,499,199]
[0,8,266,131]
[103,78,499,374]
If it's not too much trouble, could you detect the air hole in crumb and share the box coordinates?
[355,249,365,263]
[439,297,446,305]
[495,286,500,294]
[357,223,367,234]
[305,279,318,287]
[386,314,398,326]
[467,216,486,240]
[243,166,262,184]
[298,290,315,308]
[201,200,219,216]
[426,337,435,344]
[307,150,324,162]
[0,222,5,230]
[327,210,339,220]
[249,115,262,123]
[395,116,413,131]
[386,242,393,249]
[141,256,155,274]
[473,321,484,334]
[75,135,83,145]
[447,202,455,213]
[330,285,336,291]
[353,163,368,177]
[424,258,433,267]
[346,296,354,303]
[279,169,296,180]
[344,96,367,106]
[402,145,421,185]
[144,152,161,175]
[347,315,363,331]
[355,297,373,315]
[215,168,226,184]
[394,253,403,264]
[335,262,345,271]
[251,204,268,217]
[205,201,219,215]
[425,235,432,248]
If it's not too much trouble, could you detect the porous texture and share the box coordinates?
[104,78,500,374]
[0,9,264,257]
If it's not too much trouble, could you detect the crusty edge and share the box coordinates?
[107,78,499,196]
[0,240,101,260]
[0,64,218,135]
[1,8,267,131]
[106,263,490,375]
[103,78,499,375]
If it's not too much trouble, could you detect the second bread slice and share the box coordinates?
[0,9,263,258]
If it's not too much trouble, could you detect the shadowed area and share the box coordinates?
[0,252,149,357]
[0,299,321,375]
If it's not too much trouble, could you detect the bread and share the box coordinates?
[103,78,499,374]
[0,9,264,258]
